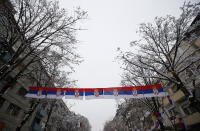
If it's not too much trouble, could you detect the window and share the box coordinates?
[169,107,179,116]
[18,87,27,97]
[182,105,196,115]
[0,97,5,108]
[171,86,178,93]
[6,104,14,114]
[0,43,13,64]
[6,103,20,116]
[5,75,12,81]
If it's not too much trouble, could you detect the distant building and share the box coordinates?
[45,100,70,131]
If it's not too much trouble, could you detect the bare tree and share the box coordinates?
[116,3,200,130]
[0,0,86,93]
[118,2,200,104]
[103,115,128,131]
[109,98,155,131]
[117,54,173,129]
[50,111,91,131]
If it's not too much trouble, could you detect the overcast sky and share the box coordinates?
[59,0,193,131]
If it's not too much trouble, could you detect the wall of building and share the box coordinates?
[162,18,200,130]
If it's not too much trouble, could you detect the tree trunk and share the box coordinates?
[16,100,40,131]
[172,72,190,97]
[44,100,55,131]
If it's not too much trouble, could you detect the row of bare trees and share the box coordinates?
[0,0,88,130]
[118,2,200,97]
[0,0,87,94]
[43,100,91,131]
[107,1,200,131]
[104,99,158,131]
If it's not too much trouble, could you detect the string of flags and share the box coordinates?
[25,84,166,99]
[170,116,187,131]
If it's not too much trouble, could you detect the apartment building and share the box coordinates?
[0,1,58,131]
[0,1,87,131]
[161,14,200,130]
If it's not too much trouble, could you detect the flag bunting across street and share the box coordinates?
[25,84,166,99]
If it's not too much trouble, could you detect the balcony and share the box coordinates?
[163,90,186,106]
[174,112,200,126]
[163,97,169,106]
[171,90,185,103]
[37,109,46,117]
[184,112,200,126]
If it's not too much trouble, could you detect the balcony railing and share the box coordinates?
[163,97,169,106]
[163,89,186,106]
[183,112,200,126]
[174,112,200,126]
[172,90,185,103]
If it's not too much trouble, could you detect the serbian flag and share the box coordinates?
[103,87,141,99]
[85,88,103,100]
[46,88,64,99]
[103,84,165,99]
[65,88,84,100]
[103,88,119,99]
[143,84,165,97]
[25,87,46,99]
[103,86,145,99]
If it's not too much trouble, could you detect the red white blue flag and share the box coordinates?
[25,87,47,99]
[103,84,165,99]
[25,84,165,99]
[46,88,65,99]
[85,88,104,99]
[65,88,84,100]
[103,87,144,99]
[143,84,165,97]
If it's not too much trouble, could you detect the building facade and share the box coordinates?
[161,14,200,130]
[0,1,67,131]
[0,1,91,131]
